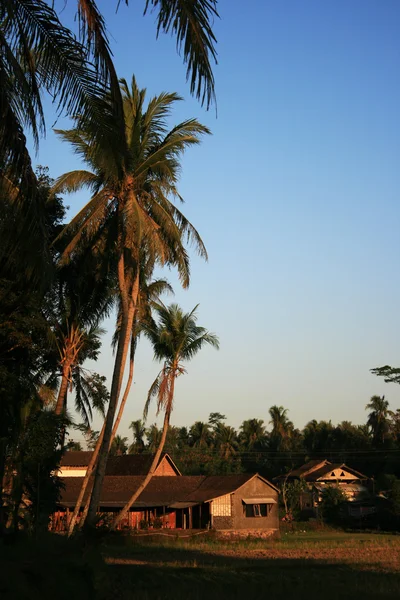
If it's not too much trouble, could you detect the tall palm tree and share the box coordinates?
[66,267,171,535]
[366,395,391,446]
[111,302,219,528]
[54,76,210,527]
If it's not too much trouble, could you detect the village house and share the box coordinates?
[54,454,279,535]
[276,459,370,511]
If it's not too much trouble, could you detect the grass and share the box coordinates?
[2,530,400,599]
[100,530,400,600]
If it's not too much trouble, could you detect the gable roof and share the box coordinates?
[58,473,278,509]
[284,460,330,478]
[105,453,181,476]
[306,463,368,481]
[59,452,180,475]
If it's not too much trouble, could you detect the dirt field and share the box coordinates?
[101,531,400,599]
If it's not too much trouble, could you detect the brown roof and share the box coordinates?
[58,473,278,509]
[60,451,92,467]
[284,460,330,478]
[60,452,179,475]
[105,453,180,476]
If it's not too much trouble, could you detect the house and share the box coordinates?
[54,472,279,534]
[276,460,370,510]
[57,451,180,478]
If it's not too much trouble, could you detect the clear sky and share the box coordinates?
[33,0,400,440]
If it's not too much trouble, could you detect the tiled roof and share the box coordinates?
[60,452,179,475]
[58,474,278,508]
[60,451,92,467]
[285,460,330,478]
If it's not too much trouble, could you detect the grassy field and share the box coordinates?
[100,531,400,600]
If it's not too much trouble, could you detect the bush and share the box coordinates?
[139,519,149,530]
[320,485,347,525]
[153,517,163,529]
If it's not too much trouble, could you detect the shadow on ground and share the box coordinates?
[101,542,400,600]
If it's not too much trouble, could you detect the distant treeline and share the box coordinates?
[71,398,400,482]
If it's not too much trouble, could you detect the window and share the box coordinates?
[245,504,270,517]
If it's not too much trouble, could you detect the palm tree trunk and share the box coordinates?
[85,266,139,527]
[69,347,136,536]
[67,421,105,536]
[111,339,135,440]
[111,375,175,530]
[55,361,71,415]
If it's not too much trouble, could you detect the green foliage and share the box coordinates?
[320,486,347,524]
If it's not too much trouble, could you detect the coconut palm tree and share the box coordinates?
[239,419,266,451]
[214,424,238,459]
[269,405,294,451]
[189,421,212,448]
[129,420,146,454]
[54,76,210,527]
[111,302,219,529]
[366,395,391,446]
[110,435,128,456]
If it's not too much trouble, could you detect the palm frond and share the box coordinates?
[143,0,218,109]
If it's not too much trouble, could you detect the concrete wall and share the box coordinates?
[231,477,279,531]
[57,467,86,477]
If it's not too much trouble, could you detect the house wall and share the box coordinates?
[154,457,178,476]
[211,478,279,531]
[57,467,87,477]
[232,477,279,531]
[317,469,360,482]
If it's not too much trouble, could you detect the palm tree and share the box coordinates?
[189,421,212,448]
[111,302,219,528]
[110,435,128,456]
[129,420,146,454]
[239,419,266,450]
[54,76,210,527]
[366,395,391,446]
[214,424,238,459]
[269,405,293,451]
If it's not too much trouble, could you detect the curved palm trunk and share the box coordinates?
[55,361,71,415]
[111,340,135,441]
[67,421,105,536]
[85,264,139,528]
[69,346,136,535]
[111,375,175,530]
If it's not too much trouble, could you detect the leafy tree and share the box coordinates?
[319,485,347,525]
[112,302,219,528]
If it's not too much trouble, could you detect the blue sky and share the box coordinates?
[34,1,400,439]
